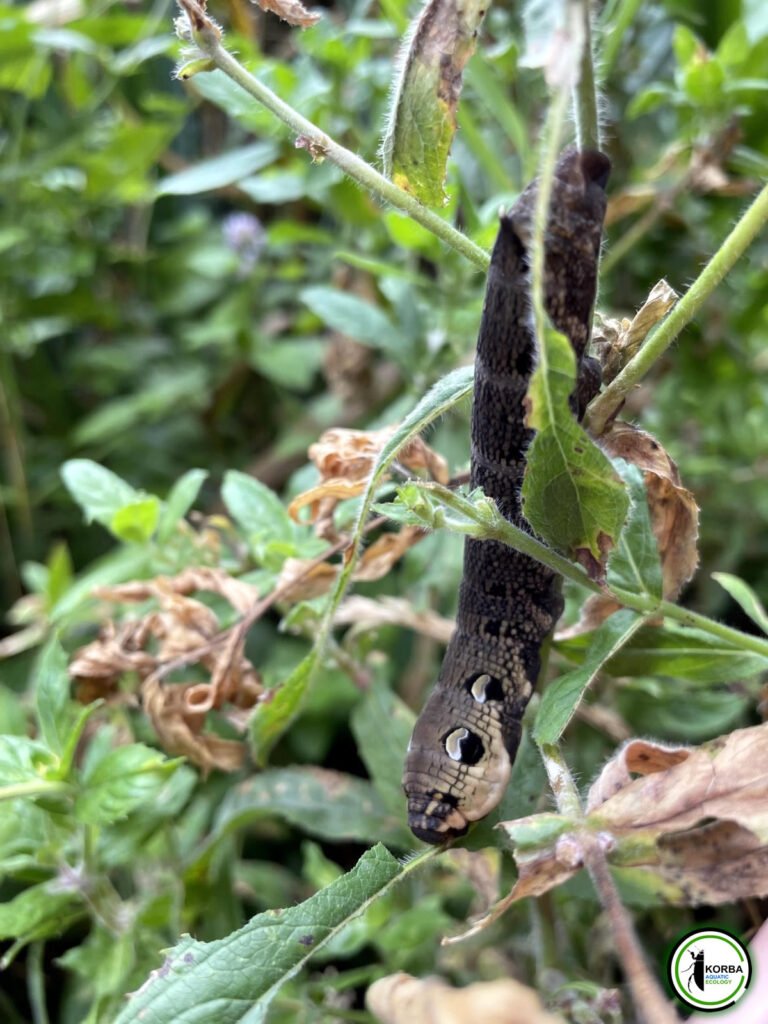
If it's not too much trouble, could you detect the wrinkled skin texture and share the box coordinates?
[403,149,610,844]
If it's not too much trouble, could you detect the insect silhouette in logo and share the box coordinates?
[681,947,705,993]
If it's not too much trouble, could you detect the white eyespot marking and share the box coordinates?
[445,727,469,761]
[470,673,491,703]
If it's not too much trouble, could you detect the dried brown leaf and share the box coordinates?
[69,569,264,771]
[592,280,678,384]
[602,422,699,599]
[366,973,565,1024]
[353,526,425,581]
[334,596,455,644]
[290,427,449,534]
[274,528,427,603]
[250,0,320,27]
[484,725,768,914]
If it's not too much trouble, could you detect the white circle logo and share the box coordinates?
[668,928,752,1011]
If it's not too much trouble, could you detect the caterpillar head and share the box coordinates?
[402,671,521,844]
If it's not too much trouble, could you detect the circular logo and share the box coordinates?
[668,928,752,1012]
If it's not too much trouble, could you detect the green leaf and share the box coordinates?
[249,656,314,767]
[75,743,180,825]
[222,470,296,561]
[110,497,160,544]
[350,678,415,818]
[212,767,412,847]
[114,845,404,1024]
[299,285,404,357]
[616,679,749,743]
[0,735,54,788]
[157,469,208,543]
[607,462,663,600]
[711,572,768,635]
[535,610,645,745]
[0,881,84,946]
[61,459,139,526]
[381,0,488,206]
[155,142,278,196]
[560,622,768,683]
[34,637,71,756]
[522,325,629,559]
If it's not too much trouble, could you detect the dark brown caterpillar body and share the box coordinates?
[403,149,610,844]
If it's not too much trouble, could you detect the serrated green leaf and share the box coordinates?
[299,285,404,357]
[381,0,488,206]
[350,678,415,818]
[34,637,71,756]
[712,572,768,635]
[110,497,160,543]
[157,469,208,542]
[61,459,139,526]
[535,609,645,745]
[607,462,663,600]
[74,743,180,825]
[156,142,278,196]
[114,845,403,1024]
[249,656,314,767]
[212,767,412,847]
[522,325,629,558]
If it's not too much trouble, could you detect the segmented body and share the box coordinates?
[403,149,610,844]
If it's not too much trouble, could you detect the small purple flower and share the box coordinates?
[222,212,265,275]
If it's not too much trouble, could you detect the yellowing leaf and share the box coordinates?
[381,0,489,206]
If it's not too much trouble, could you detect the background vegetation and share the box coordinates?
[1,0,767,1020]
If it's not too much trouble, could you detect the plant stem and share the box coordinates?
[572,0,601,150]
[539,742,582,818]
[541,743,680,1024]
[584,839,681,1024]
[196,31,488,271]
[0,780,71,802]
[587,181,768,434]
[417,484,768,660]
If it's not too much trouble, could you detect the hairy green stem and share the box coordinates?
[587,181,768,434]
[416,483,768,659]
[572,0,601,150]
[198,35,488,271]
[539,742,583,818]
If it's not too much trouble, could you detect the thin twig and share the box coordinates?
[539,744,680,1024]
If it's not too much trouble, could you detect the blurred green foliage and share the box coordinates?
[1,0,767,1020]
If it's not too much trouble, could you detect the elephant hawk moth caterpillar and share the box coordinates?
[403,148,611,844]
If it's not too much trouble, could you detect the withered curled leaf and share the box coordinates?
[289,426,448,538]
[69,569,263,772]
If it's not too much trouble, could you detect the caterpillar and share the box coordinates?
[402,149,611,844]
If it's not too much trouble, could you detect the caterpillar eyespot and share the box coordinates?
[443,727,485,765]
[467,673,504,703]
[403,148,611,844]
